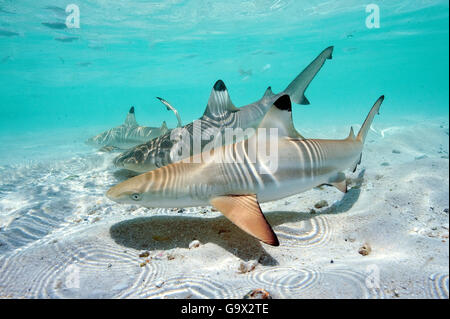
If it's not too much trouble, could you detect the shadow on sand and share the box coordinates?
[110,170,365,264]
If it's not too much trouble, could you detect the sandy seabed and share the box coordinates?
[0,117,448,299]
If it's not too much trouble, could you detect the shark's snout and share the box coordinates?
[106,185,121,201]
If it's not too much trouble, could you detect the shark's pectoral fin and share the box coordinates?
[331,181,347,193]
[210,194,279,246]
[328,172,347,193]
[350,153,362,173]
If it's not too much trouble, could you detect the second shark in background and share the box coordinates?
[86,103,182,151]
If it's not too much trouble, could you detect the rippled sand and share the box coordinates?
[0,118,448,299]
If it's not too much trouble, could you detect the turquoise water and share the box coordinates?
[0,1,449,299]
[0,1,448,140]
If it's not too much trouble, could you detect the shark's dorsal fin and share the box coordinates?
[262,86,275,99]
[160,121,168,132]
[124,106,138,127]
[347,127,356,140]
[203,80,238,119]
[210,194,279,246]
[257,95,304,139]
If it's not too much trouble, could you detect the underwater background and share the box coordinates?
[0,0,448,164]
[0,1,448,299]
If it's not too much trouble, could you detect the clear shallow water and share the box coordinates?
[0,1,449,299]
[0,0,448,138]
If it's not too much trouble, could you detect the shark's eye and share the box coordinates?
[130,193,142,201]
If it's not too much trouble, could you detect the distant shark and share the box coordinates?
[86,106,170,151]
[106,94,385,246]
[114,46,334,172]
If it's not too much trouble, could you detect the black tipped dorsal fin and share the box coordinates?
[124,106,138,127]
[203,80,238,118]
[257,95,304,139]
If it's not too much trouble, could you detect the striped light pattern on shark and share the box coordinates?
[107,94,385,246]
[113,46,334,172]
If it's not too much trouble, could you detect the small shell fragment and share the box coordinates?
[238,260,257,273]
[189,240,201,249]
[314,200,328,209]
[358,243,372,256]
[243,289,272,299]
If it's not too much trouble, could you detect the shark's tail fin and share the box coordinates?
[357,95,385,144]
[283,46,333,105]
[156,97,182,127]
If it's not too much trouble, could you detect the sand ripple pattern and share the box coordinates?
[0,234,168,298]
[0,154,114,254]
[275,216,332,248]
[427,273,449,299]
[244,267,384,298]
[124,275,240,299]
[318,268,385,299]
[245,267,319,298]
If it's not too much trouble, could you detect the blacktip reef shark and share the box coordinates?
[106,94,385,246]
[113,46,334,172]
[86,106,179,151]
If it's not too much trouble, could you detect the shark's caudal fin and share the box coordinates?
[356,95,385,144]
[202,80,238,119]
[257,94,304,139]
[124,106,138,127]
[283,46,334,105]
[156,97,183,127]
[210,194,279,246]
